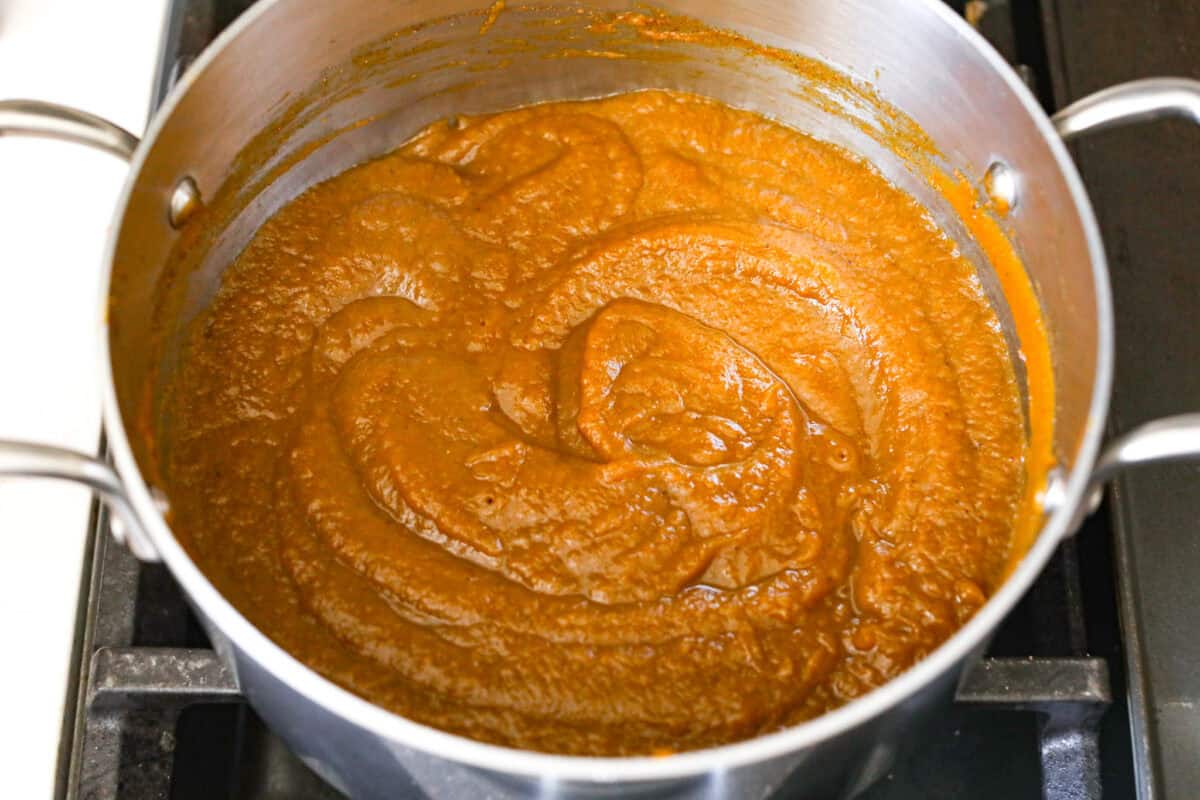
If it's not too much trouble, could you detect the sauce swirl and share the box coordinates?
[165,91,1030,755]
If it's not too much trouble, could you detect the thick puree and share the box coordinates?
[163,90,1031,755]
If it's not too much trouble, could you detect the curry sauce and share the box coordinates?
[163,90,1035,755]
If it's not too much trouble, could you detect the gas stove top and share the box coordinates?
[56,1,1200,797]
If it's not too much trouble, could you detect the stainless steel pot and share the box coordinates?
[3,1,1199,797]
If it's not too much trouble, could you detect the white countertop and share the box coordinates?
[0,1,167,796]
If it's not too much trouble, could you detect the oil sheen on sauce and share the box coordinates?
[163,90,1035,756]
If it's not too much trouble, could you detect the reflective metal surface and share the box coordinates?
[0,99,139,160]
[1050,81,1200,524]
[1053,77,1200,140]
[0,99,151,561]
[0,440,155,560]
[1091,414,1200,486]
[1041,5,1200,792]
[167,175,203,228]
[90,1,1118,791]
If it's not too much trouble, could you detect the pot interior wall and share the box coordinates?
[109,0,1098,535]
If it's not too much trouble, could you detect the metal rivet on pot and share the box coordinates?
[983,160,1019,213]
[1040,466,1068,513]
[150,485,171,516]
[168,175,202,228]
[108,510,130,547]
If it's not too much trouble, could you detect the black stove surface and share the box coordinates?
[58,1,1196,798]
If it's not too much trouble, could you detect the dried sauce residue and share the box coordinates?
[479,0,506,34]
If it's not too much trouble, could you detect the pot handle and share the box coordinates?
[0,440,158,560]
[0,99,138,159]
[1050,78,1200,514]
[0,100,156,559]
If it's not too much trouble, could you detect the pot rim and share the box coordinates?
[96,0,1114,783]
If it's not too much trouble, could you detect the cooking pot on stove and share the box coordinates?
[3,1,1199,797]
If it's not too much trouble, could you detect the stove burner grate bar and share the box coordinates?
[79,646,1110,800]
